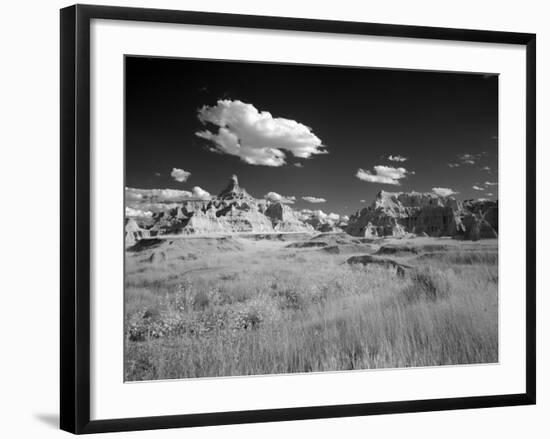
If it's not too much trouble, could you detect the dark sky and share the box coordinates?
[125,56,498,216]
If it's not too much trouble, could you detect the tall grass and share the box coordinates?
[125,240,498,381]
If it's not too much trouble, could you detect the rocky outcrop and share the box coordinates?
[347,191,463,238]
[347,191,497,241]
[463,199,498,232]
[461,214,498,241]
[217,204,274,233]
[125,175,316,245]
[217,174,253,201]
[125,218,160,247]
[265,203,314,233]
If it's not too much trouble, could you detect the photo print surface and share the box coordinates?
[124,56,499,381]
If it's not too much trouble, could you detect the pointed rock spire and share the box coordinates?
[218,174,251,200]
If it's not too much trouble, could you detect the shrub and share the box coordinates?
[272,287,304,310]
[193,290,210,310]
[402,267,451,303]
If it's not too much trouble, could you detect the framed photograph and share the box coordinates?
[60,4,536,434]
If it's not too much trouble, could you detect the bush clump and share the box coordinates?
[402,267,451,303]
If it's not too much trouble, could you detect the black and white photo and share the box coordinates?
[124,56,500,381]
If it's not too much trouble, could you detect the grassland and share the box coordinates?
[124,234,498,381]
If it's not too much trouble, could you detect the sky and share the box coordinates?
[125,56,498,217]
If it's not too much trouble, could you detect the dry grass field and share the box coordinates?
[124,233,498,381]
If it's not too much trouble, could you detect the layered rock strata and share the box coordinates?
[346,191,497,241]
[125,175,313,245]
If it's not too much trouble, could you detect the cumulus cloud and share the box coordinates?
[313,210,328,220]
[484,181,498,186]
[125,186,211,204]
[294,163,304,168]
[302,196,326,203]
[472,185,484,191]
[126,190,143,201]
[432,187,458,197]
[130,202,181,213]
[388,155,407,162]
[196,100,326,166]
[264,191,296,204]
[481,166,491,172]
[360,199,366,203]
[126,187,193,202]
[125,206,153,218]
[299,209,327,220]
[447,163,460,168]
[355,165,409,185]
[486,193,494,197]
[191,186,211,200]
[459,153,477,165]
[170,168,191,182]
[299,209,346,225]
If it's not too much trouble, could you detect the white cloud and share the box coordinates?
[302,196,326,203]
[126,190,143,201]
[126,187,193,202]
[459,153,477,165]
[300,209,328,220]
[486,193,494,196]
[484,181,498,186]
[125,206,153,218]
[301,210,345,224]
[264,191,296,204]
[125,186,211,203]
[191,186,211,200]
[130,202,181,213]
[294,163,304,168]
[451,153,488,167]
[171,168,191,182]
[388,155,407,162]
[196,100,326,166]
[313,210,328,220]
[360,199,366,203]
[472,185,484,191]
[481,166,491,172]
[432,187,458,197]
[356,165,408,185]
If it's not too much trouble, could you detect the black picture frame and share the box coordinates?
[60,4,536,434]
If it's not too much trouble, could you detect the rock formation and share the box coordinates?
[217,174,252,201]
[265,203,314,232]
[125,178,498,246]
[300,211,347,233]
[125,218,160,247]
[346,191,497,241]
[125,175,313,245]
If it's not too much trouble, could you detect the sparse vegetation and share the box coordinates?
[124,236,498,381]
